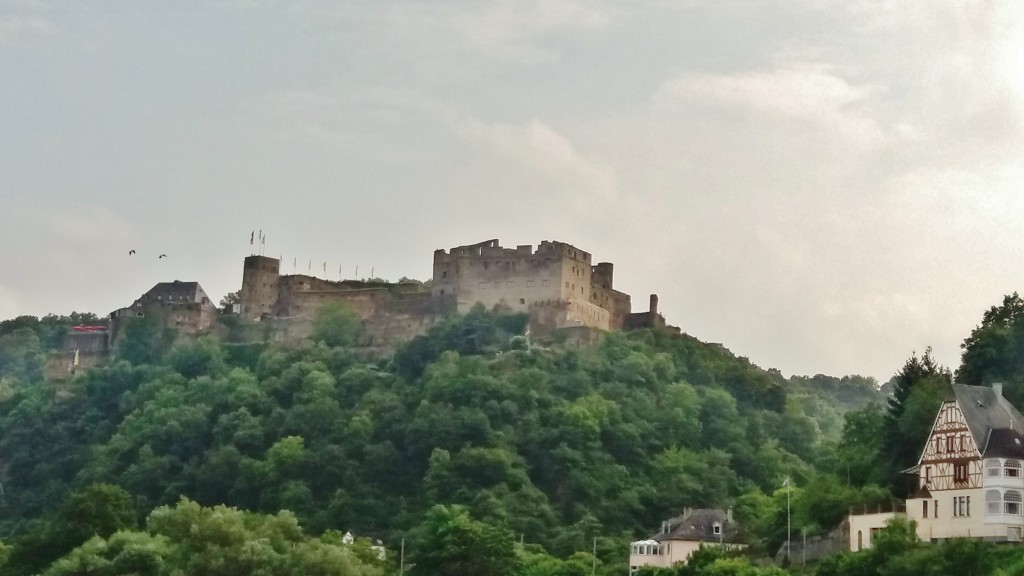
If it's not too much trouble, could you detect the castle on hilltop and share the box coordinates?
[50,238,670,379]
[237,238,671,343]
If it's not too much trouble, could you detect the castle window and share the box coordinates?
[542,280,550,287]
[442,271,447,278]
[520,298,525,304]
[527,280,535,288]
[479,282,487,289]
[494,282,500,289]
[483,262,489,270]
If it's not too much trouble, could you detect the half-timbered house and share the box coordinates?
[906,383,1024,542]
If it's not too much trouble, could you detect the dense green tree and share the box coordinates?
[409,504,519,576]
[0,308,901,573]
[959,292,1024,405]
[312,302,361,347]
[43,499,382,576]
[116,313,177,366]
[883,349,950,489]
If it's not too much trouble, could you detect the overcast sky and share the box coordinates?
[3,0,1024,383]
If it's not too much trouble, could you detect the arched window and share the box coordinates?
[857,530,863,551]
[987,490,1002,514]
[1006,490,1022,515]
[987,459,1002,477]
[1006,460,1022,478]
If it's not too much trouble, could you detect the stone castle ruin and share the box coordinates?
[237,238,672,343]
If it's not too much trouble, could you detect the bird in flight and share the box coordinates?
[158,254,167,259]
[129,250,136,255]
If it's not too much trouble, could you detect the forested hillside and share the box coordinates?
[13,297,1022,575]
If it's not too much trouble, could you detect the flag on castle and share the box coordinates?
[250,231,254,245]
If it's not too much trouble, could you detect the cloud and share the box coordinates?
[0,0,55,43]
[655,64,888,149]
[450,0,609,62]
[46,206,133,246]
[458,117,618,205]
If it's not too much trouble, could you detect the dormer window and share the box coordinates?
[713,523,722,535]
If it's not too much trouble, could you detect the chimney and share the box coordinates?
[650,294,659,315]
[727,507,733,522]
[994,383,1003,399]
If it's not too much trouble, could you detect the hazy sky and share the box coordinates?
[3,0,1024,383]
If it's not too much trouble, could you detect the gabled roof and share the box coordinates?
[953,384,1024,458]
[133,281,213,307]
[649,508,741,544]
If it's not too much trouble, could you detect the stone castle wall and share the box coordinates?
[236,239,656,345]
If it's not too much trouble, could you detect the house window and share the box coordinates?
[950,494,966,516]
[923,500,929,518]
[954,462,969,484]
[988,490,1002,514]
[1007,460,1022,478]
[925,466,931,484]
[1007,491,1022,515]
[988,460,1002,477]
[953,496,970,517]
[934,499,939,518]
[947,436,954,452]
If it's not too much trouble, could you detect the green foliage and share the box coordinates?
[410,504,519,576]
[43,499,382,576]
[959,292,1024,405]
[0,308,902,574]
[312,302,361,347]
[883,349,950,491]
[116,313,177,366]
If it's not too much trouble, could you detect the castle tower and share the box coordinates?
[239,255,280,320]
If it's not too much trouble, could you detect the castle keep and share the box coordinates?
[431,239,632,332]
